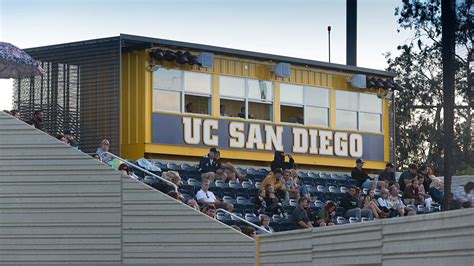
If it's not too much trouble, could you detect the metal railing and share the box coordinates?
[103,151,178,192]
[217,208,271,234]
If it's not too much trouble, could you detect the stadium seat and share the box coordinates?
[328,186,337,193]
[222,187,237,198]
[314,177,327,186]
[241,181,253,189]
[166,162,181,171]
[324,192,336,202]
[348,179,358,187]
[336,216,349,225]
[179,184,195,196]
[325,178,337,186]
[245,213,259,224]
[298,171,309,178]
[215,180,228,188]
[254,182,262,188]
[301,177,315,186]
[317,185,328,193]
[208,186,223,198]
[349,217,360,223]
[248,187,259,198]
[361,218,370,222]
[335,207,345,217]
[308,172,320,178]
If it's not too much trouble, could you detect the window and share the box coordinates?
[280,83,329,127]
[153,68,212,115]
[335,90,382,132]
[219,76,273,121]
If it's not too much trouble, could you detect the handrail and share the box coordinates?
[217,208,271,234]
[103,151,178,192]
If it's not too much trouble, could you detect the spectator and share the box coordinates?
[254,189,267,215]
[398,163,417,192]
[242,226,257,238]
[231,225,242,232]
[185,103,193,113]
[220,105,229,117]
[403,179,432,207]
[292,197,313,229]
[351,158,385,190]
[28,110,44,130]
[187,200,200,211]
[284,169,300,200]
[56,134,67,143]
[10,110,20,119]
[389,185,416,216]
[214,151,245,182]
[429,178,444,204]
[196,179,234,212]
[315,201,336,227]
[270,151,295,171]
[453,182,473,208]
[91,153,101,161]
[417,165,432,193]
[3,110,11,115]
[63,129,79,148]
[377,190,397,217]
[378,162,397,188]
[202,204,216,218]
[198,147,220,181]
[161,171,192,203]
[416,175,433,207]
[96,139,112,162]
[263,184,284,215]
[340,186,373,220]
[260,168,284,191]
[259,215,274,233]
[362,189,386,219]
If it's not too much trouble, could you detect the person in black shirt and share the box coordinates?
[270,151,295,172]
[198,147,220,181]
[417,164,432,193]
[292,197,313,229]
[378,162,397,188]
[351,158,385,190]
[28,110,44,130]
[340,186,373,220]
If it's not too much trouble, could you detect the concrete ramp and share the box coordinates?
[0,112,255,265]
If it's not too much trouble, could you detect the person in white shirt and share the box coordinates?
[453,182,473,208]
[377,190,393,209]
[195,179,233,212]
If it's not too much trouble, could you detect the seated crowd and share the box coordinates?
[105,144,473,237]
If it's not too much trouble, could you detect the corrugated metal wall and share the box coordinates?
[0,112,255,265]
[259,208,474,265]
[13,37,121,154]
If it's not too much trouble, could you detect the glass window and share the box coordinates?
[248,80,273,101]
[220,99,245,118]
[336,90,358,110]
[359,93,382,113]
[153,68,181,91]
[359,113,381,132]
[248,102,272,121]
[185,95,210,115]
[280,83,304,104]
[305,86,330,107]
[184,72,211,94]
[336,110,357,130]
[306,106,328,127]
[153,90,180,112]
[281,105,304,124]
[220,76,245,98]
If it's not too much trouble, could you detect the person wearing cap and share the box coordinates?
[340,185,373,220]
[378,162,397,188]
[351,158,385,190]
[198,147,220,182]
[63,128,79,148]
[398,163,418,192]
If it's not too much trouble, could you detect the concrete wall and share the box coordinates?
[259,208,474,266]
[0,112,255,265]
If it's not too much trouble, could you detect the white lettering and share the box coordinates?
[334,132,348,157]
[309,129,319,154]
[203,120,218,146]
[292,128,308,153]
[246,124,264,150]
[182,117,202,145]
[229,122,245,148]
[349,133,363,157]
[319,130,333,155]
[264,125,284,151]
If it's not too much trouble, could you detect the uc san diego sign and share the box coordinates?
[152,113,385,161]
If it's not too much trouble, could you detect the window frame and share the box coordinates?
[335,90,383,133]
[153,68,213,115]
[219,76,274,121]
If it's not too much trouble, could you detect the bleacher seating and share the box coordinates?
[134,160,442,233]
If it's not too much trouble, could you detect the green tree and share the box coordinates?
[386,0,472,175]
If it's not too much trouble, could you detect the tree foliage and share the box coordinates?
[386,0,472,175]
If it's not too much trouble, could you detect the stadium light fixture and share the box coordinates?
[375,79,385,88]
[164,50,177,62]
[366,78,376,88]
[151,49,164,61]
[176,51,189,64]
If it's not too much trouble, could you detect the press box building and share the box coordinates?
[14,34,397,171]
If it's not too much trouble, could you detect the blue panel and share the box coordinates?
[198,52,214,68]
[152,113,385,161]
[275,63,291,78]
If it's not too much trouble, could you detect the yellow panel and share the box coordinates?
[330,88,336,129]
[383,99,390,162]
[212,74,220,118]
[145,143,386,170]
[274,81,281,123]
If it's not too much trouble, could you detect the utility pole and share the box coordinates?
[441,0,455,211]
[328,26,332,63]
